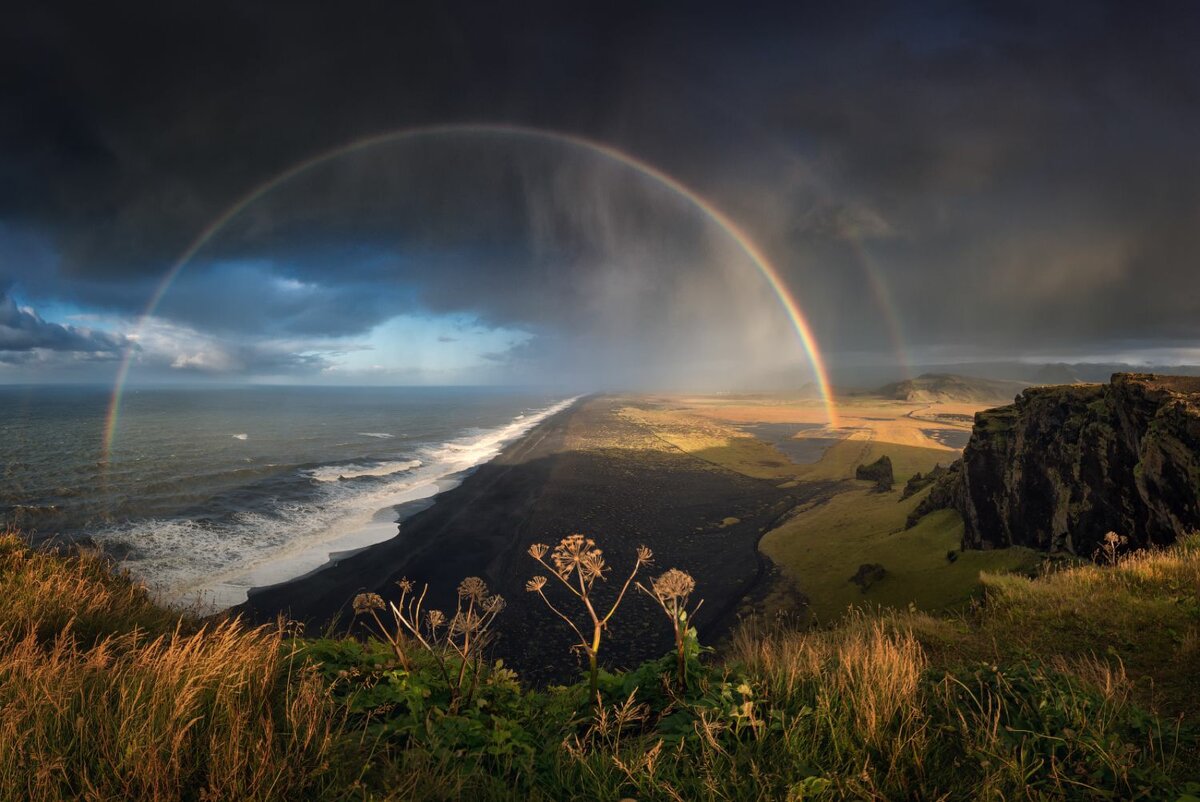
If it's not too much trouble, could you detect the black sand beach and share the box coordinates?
[241,396,833,682]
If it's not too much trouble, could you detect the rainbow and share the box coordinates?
[103,123,839,459]
[846,238,913,381]
[677,103,913,380]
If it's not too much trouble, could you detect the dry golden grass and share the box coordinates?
[1,528,1195,799]
[0,531,340,802]
[725,608,1188,799]
[731,615,928,760]
[0,529,180,643]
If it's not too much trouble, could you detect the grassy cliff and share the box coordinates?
[1,529,1197,801]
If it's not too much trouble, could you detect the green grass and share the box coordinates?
[761,486,1040,622]
[972,540,1200,718]
[795,438,953,484]
[689,436,801,479]
[3,529,1198,800]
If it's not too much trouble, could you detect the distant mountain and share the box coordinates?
[876,373,1028,404]
[828,362,1200,390]
[1029,363,1080,385]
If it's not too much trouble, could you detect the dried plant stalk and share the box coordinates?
[638,568,703,688]
[526,535,652,699]
[352,575,504,711]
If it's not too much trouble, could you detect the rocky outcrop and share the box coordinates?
[911,374,1200,555]
[849,563,887,592]
[856,455,894,491]
[900,463,948,500]
[907,461,963,528]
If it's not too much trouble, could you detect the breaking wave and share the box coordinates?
[96,396,578,611]
[305,459,423,483]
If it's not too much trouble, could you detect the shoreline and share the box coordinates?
[238,395,585,626]
[166,395,579,611]
[238,395,834,683]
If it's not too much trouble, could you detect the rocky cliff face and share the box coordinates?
[911,374,1200,555]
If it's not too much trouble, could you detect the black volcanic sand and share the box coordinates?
[241,396,838,684]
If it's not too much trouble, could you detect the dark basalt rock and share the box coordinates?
[909,374,1200,556]
[901,462,947,500]
[907,460,964,528]
[849,563,887,592]
[856,455,894,491]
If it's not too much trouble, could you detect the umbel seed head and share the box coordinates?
[352,592,385,615]
[551,533,604,578]
[458,576,488,602]
[652,568,695,602]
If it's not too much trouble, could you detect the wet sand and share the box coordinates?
[240,396,834,683]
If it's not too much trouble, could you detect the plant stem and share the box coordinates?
[588,620,603,699]
[676,629,686,689]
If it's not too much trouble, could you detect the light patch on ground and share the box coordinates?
[618,405,802,480]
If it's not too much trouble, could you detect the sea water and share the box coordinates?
[0,385,573,610]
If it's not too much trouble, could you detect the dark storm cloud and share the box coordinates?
[0,286,125,356]
[2,0,1199,375]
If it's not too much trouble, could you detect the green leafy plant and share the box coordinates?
[353,575,505,712]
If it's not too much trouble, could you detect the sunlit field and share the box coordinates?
[618,394,1041,622]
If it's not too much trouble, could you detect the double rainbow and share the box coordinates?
[103,123,839,459]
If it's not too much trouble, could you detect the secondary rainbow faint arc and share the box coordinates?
[103,123,839,458]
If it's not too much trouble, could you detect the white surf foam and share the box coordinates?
[99,396,579,611]
[232,433,248,440]
[358,432,395,439]
[305,458,423,483]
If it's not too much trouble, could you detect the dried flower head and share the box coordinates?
[551,534,605,579]
[579,550,607,581]
[352,592,385,615]
[636,545,654,564]
[427,609,446,629]
[482,594,506,615]
[529,543,549,560]
[526,576,547,593]
[450,609,483,636]
[397,578,414,594]
[651,569,695,603]
[458,576,488,602]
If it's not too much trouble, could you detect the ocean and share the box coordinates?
[0,385,574,610]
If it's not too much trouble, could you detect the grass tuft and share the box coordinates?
[1,529,1197,799]
[0,531,340,802]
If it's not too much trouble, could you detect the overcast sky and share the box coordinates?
[2,1,1199,387]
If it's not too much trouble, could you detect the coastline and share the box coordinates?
[154,394,580,611]
[239,396,831,682]
[238,395,585,626]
